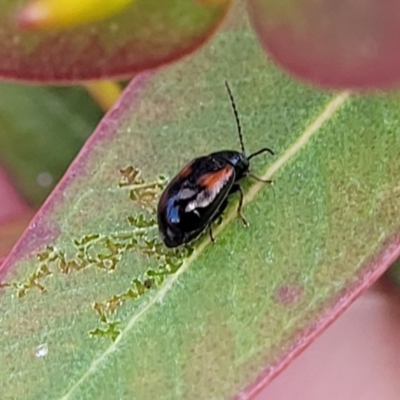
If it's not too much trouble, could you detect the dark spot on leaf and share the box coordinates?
[274,284,303,306]
[144,279,153,289]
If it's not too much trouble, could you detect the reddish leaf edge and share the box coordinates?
[0,72,151,280]
[0,6,231,84]
[237,233,400,400]
[1,71,398,399]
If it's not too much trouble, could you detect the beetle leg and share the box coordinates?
[208,226,216,243]
[248,172,273,184]
[235,185,249,227]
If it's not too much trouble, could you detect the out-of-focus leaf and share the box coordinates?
[83,80,123,112]
[1,0,231,81]
[1,2,400,399]
[0,83,103,205]
[247,0,400,89]
[386,260,400,288]
[0,167,33,258]
[0,214,34,258]
[17,0,133,30]
[0,167,31,220]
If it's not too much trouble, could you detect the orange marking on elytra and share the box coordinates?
[179,163,193,179]
[197,166,233,189]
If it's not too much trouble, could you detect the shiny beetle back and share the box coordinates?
[157,81,274,248]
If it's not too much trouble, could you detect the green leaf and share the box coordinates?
[1,3,399,399]
[0,0,230,81]
[0,83,102,205]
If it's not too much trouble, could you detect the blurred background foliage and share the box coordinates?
[0,82,103,206]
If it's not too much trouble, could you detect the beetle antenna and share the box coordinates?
[224,80,245,154]
[248,147,274,160]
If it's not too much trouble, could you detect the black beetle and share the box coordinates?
[157,81,274,248]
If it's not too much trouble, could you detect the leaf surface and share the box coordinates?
[1,3,400,399]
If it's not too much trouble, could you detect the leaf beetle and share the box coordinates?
[157,81,274,248]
